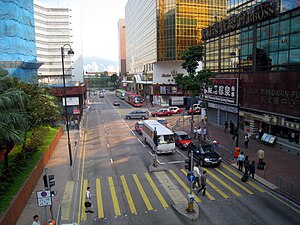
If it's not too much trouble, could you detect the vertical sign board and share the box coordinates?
[36,190,52,207]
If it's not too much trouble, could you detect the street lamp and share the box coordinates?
[61,44,74,166]
[230,48,241,148]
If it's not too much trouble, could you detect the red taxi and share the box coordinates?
[134,121,144,135]
[151,108,172,117]
[168,106,183,114]
[174,131,192,149]
[187,107,201,115]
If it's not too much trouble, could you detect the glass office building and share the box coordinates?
[202,0,300,147]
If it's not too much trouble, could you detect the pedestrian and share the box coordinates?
[197,170,207,196]
[258,127,264,140]
[244,156,250,175]
[75,118,79,129]
[229,120,234,135]
[70,120,75,129]
[237,151,245,172]
[85,186,94,213]
[192,163,201,190]
[257,148,265,164]
[244,133,250,148]
[197,126,202,142]
[249,161,256,179]
[203,127,207,140]
[32,215,41,225]
[193,127,197,139]
[224,120,228,133]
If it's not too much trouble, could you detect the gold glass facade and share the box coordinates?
[157,0,227,61]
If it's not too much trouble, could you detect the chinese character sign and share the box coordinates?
[203,78,238,106]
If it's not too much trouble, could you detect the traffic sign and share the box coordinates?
[187,173,195,182]
[36,190,52,207]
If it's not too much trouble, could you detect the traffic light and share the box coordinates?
[185,157,192,171]
[43,174,55,189]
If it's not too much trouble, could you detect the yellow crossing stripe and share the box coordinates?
[96,178,104,218]
[81,179,88,220]
[205,169,241,197]
[132,174,153,211]
[206,180,229,199]
[61,181,74,220]
[108,177,121,216]
[215,168,254,195]
[144,172,169,208]
[179,169,215,201]
[120,175,137,214]
[221,164,265,192]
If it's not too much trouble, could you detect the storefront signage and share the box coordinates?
[202,0,278,40]
[203,78,238,106]
[62,97,79,106]
[159,85,178,94]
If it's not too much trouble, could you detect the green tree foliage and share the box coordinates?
[181,45,204,75]
[110,73,119,88]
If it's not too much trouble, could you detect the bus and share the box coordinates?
[125,92,144,107]
[115,89,126,100]
[142,120,175,154]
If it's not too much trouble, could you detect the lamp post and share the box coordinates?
[61,44,74,166]
[230,48,241,148]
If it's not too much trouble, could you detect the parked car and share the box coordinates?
[113,100,120,106]
[125,110,149,120]
[168,106,183,114]
[156,118,168,127]
[99,92,104,98]
[187,142,221,167]
[151,108,172,117]
[135,121,144,135]
[174,131,192,149]
[187,107,201,115]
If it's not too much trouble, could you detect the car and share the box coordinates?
[125,110,149,120]
[187,107,201,115]
[134,121,144,135]
[151,108,172,117]
[168,106,183,114]
[113,100,120,106]
[187,142,221,167]
[174,131,192,149]
[99,92,104,98]
[156,118,168,127]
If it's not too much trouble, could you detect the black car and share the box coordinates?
[113,100,120,106]
[187,142,221,167]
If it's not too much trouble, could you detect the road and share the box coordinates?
[64,91,300,225]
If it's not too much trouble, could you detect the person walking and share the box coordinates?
[203,127,207,140]
[244,133,250,149]
[85,186,94,213]
[192,163,201,190]
[32,215,41,225]
[237,151,245,172]
[224,120,228,133]
[244,156,250,175]
[229,120,234,135]
[249,161,256,179]
[257,148,265,164]
[193,127,197,139]
[197,170,207,196]
[197,126,202,142]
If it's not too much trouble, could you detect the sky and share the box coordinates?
[39,0,128,61]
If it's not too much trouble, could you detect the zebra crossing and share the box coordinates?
[62,164,266,222]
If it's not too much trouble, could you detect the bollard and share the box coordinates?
[187,194,195,212]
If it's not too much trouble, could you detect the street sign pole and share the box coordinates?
[187,150,195,212]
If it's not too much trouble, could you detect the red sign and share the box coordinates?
[73,109,80,114]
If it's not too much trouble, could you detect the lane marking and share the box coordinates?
[96,178,104,218]
[144,172,169,208]
[61,181,74,220]
[155,171,187,205]
[206,179,229,199]
[121,175,137,214]
[221,164,265,193]
[267,191,300,214]
[179,169,215,201]
[132,174,153,211]
[171,170,201,202]
[215,168,254,195]
[138,139,146,147]
[206,169,241,197]
[108,177,121,216]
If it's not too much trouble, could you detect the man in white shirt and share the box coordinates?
[197,127,202,142]
[32,215,41,225]
[237,151,245,172]
[85,186,94,213]
[193,127,197,139]
[192,163,201,190]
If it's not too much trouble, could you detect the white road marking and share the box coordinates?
[110,159,113,163]
[138,139,146,147]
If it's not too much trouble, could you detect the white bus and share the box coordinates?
[142,120,175,154]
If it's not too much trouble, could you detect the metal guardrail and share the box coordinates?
[276,176,300,203]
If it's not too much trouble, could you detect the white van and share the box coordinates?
[142,120,175,154]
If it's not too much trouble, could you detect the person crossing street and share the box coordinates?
[197,170,207,196]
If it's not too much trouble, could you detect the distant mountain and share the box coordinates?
[83,56,118,72]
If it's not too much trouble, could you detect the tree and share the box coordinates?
[0,76,29,167]
[110,73,119,88]
[181,45,203,75]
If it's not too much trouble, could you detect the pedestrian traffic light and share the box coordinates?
[185,157,192,171]
[43,174,55,189]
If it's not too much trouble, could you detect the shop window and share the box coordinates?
[279,20,290,35]
[290,32,300,49]
[290,16,300,33]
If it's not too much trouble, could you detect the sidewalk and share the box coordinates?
[174,118,300,204]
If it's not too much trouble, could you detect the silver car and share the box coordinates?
[125,110,149,120]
